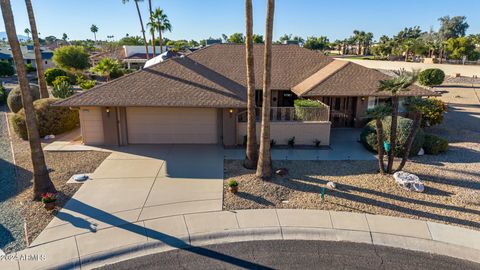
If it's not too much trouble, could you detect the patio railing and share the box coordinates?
[238,105,330,122]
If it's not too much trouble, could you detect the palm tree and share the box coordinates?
[377,70,418,173]
[25,0,48,98]
[147,0,156,56]
[91,57,122,81]
[363,104,391,174]
[396,97,424,172]
[1,0,56,199]
[244,0,257,169]
[122,0,149,59]
[90,24,98,42]
[151,8,171,53]
[256,0,275,179]
[24,27,30,40]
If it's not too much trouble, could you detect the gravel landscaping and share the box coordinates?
[224,87,480,231]
[0,108,110,251]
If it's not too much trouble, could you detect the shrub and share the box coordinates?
[52,45,90,70]
[227,180,238,187]
[417,98,447,127]
[11,98,79,140]
[294,99,322,120]
[423,134,448,155]
[0,85,6,105]
[25,63,36,73]
[0,61,14,76]
[44,68,67,86]
[52,81,74,98]
[418,69,445,86]
[79,79,96,90]
[360,116,425,157]
[294,99,322,107]
[7,84,40,113]
[52,75,70,86]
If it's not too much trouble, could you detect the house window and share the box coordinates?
[368,97,392,109]
[45,60,48,64]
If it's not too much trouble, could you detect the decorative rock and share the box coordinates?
[73,174,89,182]
[326,181,336,190]
[393,171,425,192]
[275,168,289,176]
[418,148,425,156]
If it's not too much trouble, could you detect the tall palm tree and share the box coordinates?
[24,28,30,40]
[1,0,56,199]
[363,104,391,174]
[25,0,48,98]
[151,8,171,53]
[122,0,149,59]
[256,0,275,179]
[377,70,418,173]
[244,0,257,169]
[90,24,98,42]
[147,0,156,56]
[396,97,424,172]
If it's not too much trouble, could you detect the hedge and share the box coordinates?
[7,84,40,113]
[419,69,445,86]
[11,98,79,140]
[360,116,425,157]
[423,134,448,155]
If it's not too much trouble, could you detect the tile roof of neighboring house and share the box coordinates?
[56,44,438,108]
[124,53,157,60]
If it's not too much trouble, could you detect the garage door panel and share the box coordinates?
[127,107,218,144]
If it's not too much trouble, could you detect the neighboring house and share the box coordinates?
[0,45,54,69]
[55,44,437,147]
[122,45,166,69]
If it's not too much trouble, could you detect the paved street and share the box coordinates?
[97,240,480,270]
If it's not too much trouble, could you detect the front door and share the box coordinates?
[318,97,357,128]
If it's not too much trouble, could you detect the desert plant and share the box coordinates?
[52,75,70,86]
[313,139,321,147]
[423,134,448,154]
[25,63,36,73]
[409,98,447,127]
[40,192,56,203]
[362,104,392,174]
[360,116,425,157]
[44,68,67,86]
[91,58,123,81]
[227,180,239,187]
[79,79,96,90]
[52,80,74,98]
[418,68,445,86]
[11,98,79,140]
[288,136,295,148]
[7,84,40,113]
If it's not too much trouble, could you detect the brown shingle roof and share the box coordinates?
[56,44,438,108]
[301,61,439,97]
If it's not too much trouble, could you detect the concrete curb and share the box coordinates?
[2,210,479,270]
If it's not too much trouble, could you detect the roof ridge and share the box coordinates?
[292,60,350,96]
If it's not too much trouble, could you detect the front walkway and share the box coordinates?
[31,145,224,247]
[5,210,480,269]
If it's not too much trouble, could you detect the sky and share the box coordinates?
[1,0,480,42]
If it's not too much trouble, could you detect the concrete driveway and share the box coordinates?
[31,145,224,246]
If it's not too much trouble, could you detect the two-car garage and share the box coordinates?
[79,107,220,145]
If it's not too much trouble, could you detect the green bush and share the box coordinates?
[79,79,96,90]
[294,99,322,120]
[52,81,74,98]
[11,98,79,140]
[7,84,40,113]
[418,69,445,86]
[52,75,70,86]
[25,63,36,73]
[44,68,67,86]
[423,134,448,155]
[52,45,90,70]
[294,99,322,107]
[0,61,14,76]
[360,116,425,157]
[0,85,6,104]
[416,98,447,127]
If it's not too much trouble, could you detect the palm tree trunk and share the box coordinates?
[148,0,156,56]
[405,49,409,62]
[158,21,163,53]
[396,111,422,172]
[134,0,149,60]
[244,0,258,169]
[387,96,399,173]
[1,0,56,200]
[256,0,275,179]
[25,0,48,98]
[375,119,386,174]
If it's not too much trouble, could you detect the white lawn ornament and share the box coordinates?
[73,174,89,182]
[393,171,424,192]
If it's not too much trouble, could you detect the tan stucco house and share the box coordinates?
[56,44,438,147]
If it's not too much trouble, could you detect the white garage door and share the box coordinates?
[126,107,218,144]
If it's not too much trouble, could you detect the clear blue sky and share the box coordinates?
[2,0,480,42]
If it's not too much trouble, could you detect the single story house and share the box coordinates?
[55,44,438,147]
[0,45,54,69]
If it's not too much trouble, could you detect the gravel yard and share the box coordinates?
[0,110,110,251]
[224,87,480,230]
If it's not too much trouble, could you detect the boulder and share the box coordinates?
[393,171,424,192]
[326,181,336,190]
[275,168,289,176]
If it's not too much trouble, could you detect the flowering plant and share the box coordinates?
[41,192,57,203]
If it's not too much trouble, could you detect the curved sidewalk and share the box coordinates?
[2,209,479,270]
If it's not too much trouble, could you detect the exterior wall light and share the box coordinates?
[106,107,110,113]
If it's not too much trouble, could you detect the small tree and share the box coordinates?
[52,45,90,71]
[418,68,445,86]
[363,104,392,174]
[91,58,123,81]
